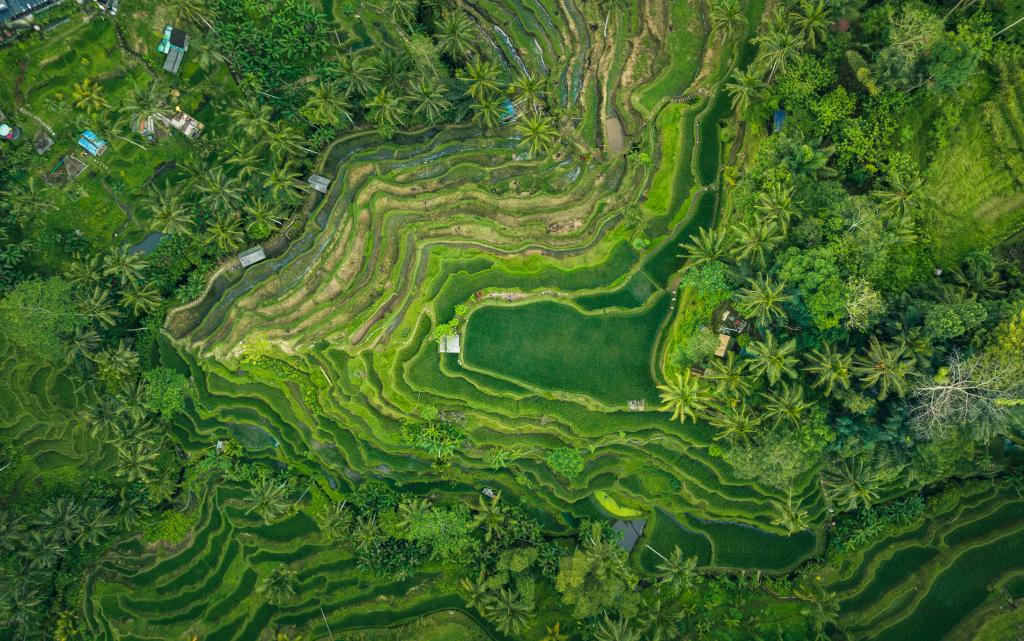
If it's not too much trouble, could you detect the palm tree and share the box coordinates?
[302,82,352,128]
[821,458,885,511]
[205,213,245,254]
[791,0,831,50]
[373,47,413,91]
[41,498,84,546]
[396,497,432,530]
[516,114,558,157]
[169,0,213,29]
[115,442,160,484]
[593,614,641,641]
[736,274,790,327]
[794,581,841,640]
[0,583,43,632]
[351,514,381,553]
[67,325,101,364]
[704,351,750,399]
[460,568,490,613]
[746,332,799,385]
[755,184,797,231]
[77,502,115,547]
[266,121,313,158]
[651,544,698,592]
[226,141,264,180]
[679,226,732,267]
[72,78,109,113]
[229,99,274,140]
[725,68,764,116]
[122,281,162,315]
[872,172,926,219]
[247,478,290,522]
[366,88,408,128]
[803,343,852,396]
[471,94,504,129]
[852,335,915,400]
[508,73,547,114]
[657,371,706,423]
[482,588,533,635]
[458,58,503,100]
[193,30,225,70]
[709,0,747,44]
[243,198,283,240]
[770,490,810,534]
[144,183,193,236]
[94,341,138,382]
[730,217,783,271]
[259,565,297,605]
[65,254,104,290]
[540,622,569,641]
[263,163,302,203]
[408,78,451,124]
[762,382,810,427]
[335,53,380,98]
[472,492,505,542]
[374,0,417,35]
[706,403,761,442]
[436,11,477,62]
[82,286,121,328]
[754,29,802,82]
[316,501,351,539]
[24,529,67,570]
[197,167,243,213]
[118,81,171,130]
[102,247,148,286]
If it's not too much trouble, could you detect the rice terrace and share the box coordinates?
[1,0,1024,640]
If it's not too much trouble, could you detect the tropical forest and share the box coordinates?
[1,0,1023,639]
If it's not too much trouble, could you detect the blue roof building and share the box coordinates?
[157,25,189,74]
[78,130,108,156]
[772,109,787,133]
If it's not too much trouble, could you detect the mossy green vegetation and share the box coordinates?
[2,0,1024,639]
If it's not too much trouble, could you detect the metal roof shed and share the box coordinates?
[163,47,184,74]
[307,174,331,194]
[438,334,460,354]
[238,246,266,267]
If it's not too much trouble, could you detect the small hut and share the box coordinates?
[237,245,266,268]
[438,334,461,354]
[307,174,331,194]
[77,130,107,156]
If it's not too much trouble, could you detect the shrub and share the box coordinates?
[546,447,585,480]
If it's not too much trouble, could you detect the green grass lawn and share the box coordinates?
[462,295,669,405]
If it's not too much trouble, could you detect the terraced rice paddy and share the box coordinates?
[33,0,1014,637]
[818,483,1024,641]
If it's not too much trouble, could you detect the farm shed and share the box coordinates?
[438,334,461,354]
[307,174,331,193]
[238,246,266,268]
[77,130,107,156]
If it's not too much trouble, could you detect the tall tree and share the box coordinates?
[853,336,915,400]
[790,0,831,50]
[803,343,853,397]
[725,68,764,116]
[144,183,193,236]
[436,11,477,63]
[516,115,559,157]
[709,0,747,44]
[736,274,790,327]
[458,58,503,100]
[746,332,799,385]
[657,371,707,423]
[679,227,732,267]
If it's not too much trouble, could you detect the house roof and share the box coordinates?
[0,0,50,23]
[168,27,187,49]
[307,174,331,193]
[238,246,267,267]
[714,333,732,358]
[439,334,461,354]
[163,48,184,74]
[78,130,107,156]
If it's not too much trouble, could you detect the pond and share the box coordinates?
[128,231,165,255]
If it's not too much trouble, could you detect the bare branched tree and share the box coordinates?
[909,350,1024,440]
